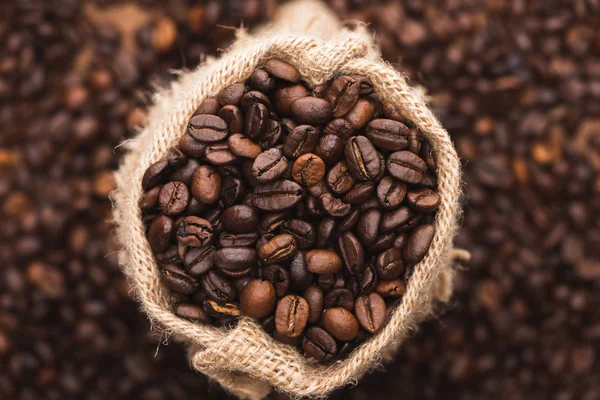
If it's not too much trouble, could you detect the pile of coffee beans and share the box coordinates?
[140,59,441,361]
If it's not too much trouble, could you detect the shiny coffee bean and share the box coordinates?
[324,288,354,310]
[240,90,271,112]
[356,209,381,247]
[291,153,326,186]
[325,75,359,117]
[317,273,336,291]
[355,293,386,333]
[275,295,309,338]
[194,97,220,115]
[344,136,381,181]
[179,133,207,158]
[251,148,288,183]
[139,185,161,211]
[218,232,258,248]
[376,176,406,210]
[404,224,435,265]
[158,181,189,215]
[375,248,405,280]
[201,270,236,303]
[253,180,304,211]
[387,151,428,184]
[283,125,319,158]
[263,265,291,298]
[214,247,256,277]
[380,207,413,233]
[336,209,360,233]
[376,279,406,298]
[203,142,237,165]
[240,279,277,319]
[281,219,316,249]
[365,119,410,151]
[249,68,276,92]
[176,216,213,247]
[244,102,269,139]
[218,83,245,106]
[289,251,313,291]
[203,300,241,319]
[187,114,228,142]
[358,263,379,294]
[321,307,359,341]
[258,119,282,149]
[323,118,353,140]
[290,97,332,125]
[406,188,441,213]
[275,84,308,115]
[167,146,188,168]
[259,212,288,233]
[174,303,211,324]
[314,134,343,165]
[320,193,351,217]
[142,158,171,190]
[161,263,198,295]
[343,182,375,205]
[183,245,215,275]
[316,217,336,248]
[304,285,324,324]
[221,205,258,233]
[345,98,375,130]
[303,327,337,362]
[148,215,174,253]
[338,232,365,275]
[326,161,355,195]
[227,134,261,159]
[305,249,342,274]
[169,158,201,185]
[264,59,300,83]
[220,176,245,207]
[258,233,297,264]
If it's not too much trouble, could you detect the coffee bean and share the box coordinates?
[327,161,356,195]
[291,153,326,186]
[355,293,386,333]
[221,205,258,233]
[179,133,207,158]
[290,97,333,125]
[304,285,324,324]
[338,232,365,275]
[320,193,351,217]
[174,303,211,324]
[167,146,188,168]
[200,270,236,303]
[336,209,359,233]
[190,165,221,205]
[176,216,213,247]
[356,209,381,247]
[375,248,405,280]
[218,83,245,106]
[318,273,336,291]
[259,212,288,233]
[220,176,245,207]
[203,142,238,165]
[218,105,244,134]
[227,134,262,159]
[358,263,379,294]
[240,279,276,319]
[352,75,374,95]
[376,279,406,298]
[324,288,355,310]
[214,247,256,277]
[303,326,337,362]
[321,307,359,341]
[387,151,428,184]
[275,295,309,338]
[183,245,215,275]
[148,215,174,253]
[304,195,325,217]
[158,181,189,215]
[376,176,407,210]
[244,102,269,139]
[263,265,291,298]
[345,98,375,130]
[314,134,343,165]
[345,136,381,181]
[275,84,308,115]
[316,217,336,248]
[365,119,410,151]
[194,97,220,115]
[188,114,228,142]
[253,180,304,211]
[155,246,180,265]
[142,159,171,190]
[161,263,198,295]
[406,188,441,213]
[325,76,359,117]
[404,224,435,265]
[248,68,275,92]
[251,148,288,183]
[169,158,201,185]
[380,207,413,233]
[264,59,300,83]
[257,119,282,149]
[420,141,437,172]
[281,219,316,249]
[283,125,319,158]
[305,249,342,274]
[343,181,375,205]
[203,300,241,319]
[323,118,353,140]
[289,251,313,291]
[240,90,272,112]
[258,233,297,264]
[218,232,258,248]
[139,185,161,211]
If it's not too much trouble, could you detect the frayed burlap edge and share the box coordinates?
[112,1,463,399]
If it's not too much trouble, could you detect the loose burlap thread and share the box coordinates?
[112,1,462,399]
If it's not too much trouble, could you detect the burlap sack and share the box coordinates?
[112,1,463,398]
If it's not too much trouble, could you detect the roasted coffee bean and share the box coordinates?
[258,233,297,264]
[259,212,288,233]
[365,119,410,151]
[218,83,245,106]
[327,161,356,195]
[359,197,381,211]
[203,300,241,318]
[142,159,171,190]
[214,247,256,276]
[194,97,220,115]
[324,288,354,310]
[314,134,343,165]
[221,205,258,233]
[345,98,375,130]
[176,216,213,247]
[191,163,223,204]
[174,303,211,324]
[343,182,375,205]
[317,273,336,291]
[291,153,326,186]
[352,75,374,95]
[185,197,206,215]
[220,176,245,207]
[188,114,228,142]
[179,133,207,158]
[375,248,405,280]
[387,151,428,184]
[304,285,325,324]
[275,84,308,115]
[263,265,291,298]
[200,270,236,303]
[338,232,365,275]
[407,130,421,154]
[264,59,300,83]
[320,193,351,217]
[316,217,336,248]
[158,181,189,215]
[183,245,215,275]
[257,119,282,148]
[380,207,413,233]
[148,215,174,253]
[248,68,276,92]
[345,136,381,181]
[167,147,188,168]
[244,102,269,138]
[275,295,309,338]
[325,75,359,117]
[289,251,313,291]
[355,293,386,333]
[240,279,277,319]
[253,180,304,211]
[240,90,272,112]
[161,263,198,295]
[376,177,406,210]
[321,307,359,341]
[406,188,441,213]
[303,327,337,362]
[323,118,353,140]
[218,105,244,134]
[169,158,201,185]
[359,263,379,294]
[311,83,327,98]
[283,125,319,158]
[356,209,381,247]
[376,279,406,298]
[404,224,435,265]
[251,148,288,183]
[155,246,181,265]
[290,97,333,125]
[305,249,342,274]
[305,195,325,217]
[203,142,238,165]
[307,179,329,198]
[227,133,262,159]
[218,232,258,248]
[139,185,161,211]
[392,233,408,250]
[281,219,316,249]
[336,209,360,233]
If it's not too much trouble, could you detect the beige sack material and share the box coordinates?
[112,1,463,399]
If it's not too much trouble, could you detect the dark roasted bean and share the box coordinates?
[355,293,386,333]
[281,219,316,249]
[324,288,354,310]
[188,114,228,142]
[283,125,319,158]
[161,263,198,295]
[275,295,309,338]
[148,215,174,253]
[253,180,304,211]
[264,265,291,298]
[325,75,359,117]
[221,205,258,233]
[387,151,428,184]
[290,97,333,125]
[375,248,405,280]
[303,327,337,362]
[365,119,410,151]
[406,188,441,213]
[252,148,288,183]
[158,181,189,215]
[201,270,236,303]
[344,136,382,181]
[404,224,435,265]
[183,245,215,275]
[264,59,300,83]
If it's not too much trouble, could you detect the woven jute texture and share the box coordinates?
[112,1,462,398]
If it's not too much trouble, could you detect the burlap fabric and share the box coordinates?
[112,1,463,398]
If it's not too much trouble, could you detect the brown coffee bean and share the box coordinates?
[321,307,359,341]
[174,303,211,324]
[166,146,188,168]
[343,182,375,205]
[263,265,291,298]
[252,148,288,183]
[345,98,375,130]
[289,250,313,291]
[161,263,198,295]
[176,216,213,247]
[218,232,258,248]
[375,248,405,280]
[244,102,269,138]
[183,245,215,275]
[227,134,262,159]
[253,180,304,211]
[188,114,228,142]
[387,151,428,184]
[283,125,319,158]
[179,133,207,158]
[281,219,316,249]
[275,295,309,338]
[194,97,220,115]
[336,209,360,233]
[264,59,300,83]
[259,212,288,234]
[305,249,342,274]
[218,83,245,106]
[139,185,161,211]
[365,119,411,151]
[303,326,337,362]
[240,279,276,319]
[327,161,356,195]
[291,153,326,186]
[352,75,374,95]
[376,176,407,210]
[406,188,441,213]
[249,68,276,92]
[314,134,343,165]
[338,232,365,275]
[356,209,381,247]
[258,233,297,264]
[368,232,396,253]
[344,136,382,181]
[142,159,171,190]
[376,279,406,298]
[203,142,238,165]
[324,288,355,310]
[323,118,353,140]
[404,224,435,265]
[218,105,244,134]
[222,205,258,233]
[320,193,351,217]
[148,215,174,253]
[158,181,189,215]
[380,207,413,233]
[275,84,308,115]
[290,97,333,125]
[200,270,236,303]
[355,293,386,333]
[191,165,221,204]
[240,90,272,112]
[325,75,359,117]
[304,285,324,324]
[316,217,336,248]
